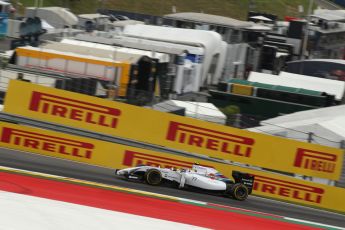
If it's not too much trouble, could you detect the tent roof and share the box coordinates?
[258,116,336,132]
[75,33,204,55]
[248,119,345,147]
[150,101,185,114]
[249,105,345,144]
[262,104,345,125]
[311,14,345,21]
[78,13,109,20]
[164,12,253,29]
[170,100,226,124]
[123,24,223,48]
[110,20,144,27]
[313,9,345,20]
[249,114,345,146]
[288,59,345,65]
[319,117,345,139]
[245,24,272,31]
[26,7,78,27]
[248,71,345,100]
[0,1,10,5]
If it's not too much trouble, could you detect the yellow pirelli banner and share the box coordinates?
[3,80,344,180]
[0,121,344,213]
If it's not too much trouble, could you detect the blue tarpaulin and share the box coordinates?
[0,13,8,37]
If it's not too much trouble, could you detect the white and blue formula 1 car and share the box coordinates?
[115,164,254,201]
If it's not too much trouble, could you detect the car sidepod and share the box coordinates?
[184,173,227,191]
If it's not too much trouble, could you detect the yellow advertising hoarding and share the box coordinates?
[3,80,344,180]
[0,121,344,213]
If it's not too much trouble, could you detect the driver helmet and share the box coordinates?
[208,173,216,179]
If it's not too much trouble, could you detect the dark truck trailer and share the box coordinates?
[285,59,345,81]
[331,0,345,7]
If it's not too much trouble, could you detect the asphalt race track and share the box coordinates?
[0,147,344,228]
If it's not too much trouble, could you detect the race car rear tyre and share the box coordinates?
[229,183,248,201]
[144,169,162,185]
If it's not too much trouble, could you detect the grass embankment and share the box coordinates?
[12,0,310,20]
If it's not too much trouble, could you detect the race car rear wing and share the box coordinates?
[232,171,255,194]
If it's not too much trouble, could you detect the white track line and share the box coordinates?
[253,195,345,217]
[284,217,345,230]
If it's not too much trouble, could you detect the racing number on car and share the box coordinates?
[192,177,198,182]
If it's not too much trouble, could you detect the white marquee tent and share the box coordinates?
[248,105,345,185]
[248,105,345,148]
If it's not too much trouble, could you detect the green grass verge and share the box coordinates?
[12,0,311,20]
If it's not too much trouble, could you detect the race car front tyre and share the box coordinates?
[144,169,162,185]
[229,183,249,201]
[122,171,129,180]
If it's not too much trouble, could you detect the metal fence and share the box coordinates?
[1,67,345,187]
[0,65,162,107]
